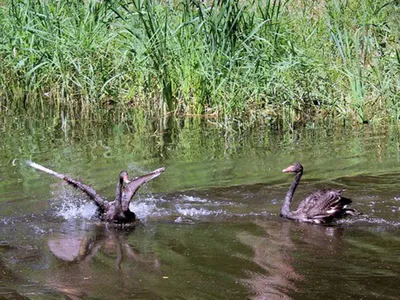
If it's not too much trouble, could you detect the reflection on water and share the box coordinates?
[1,116,400,299]
[239,221,345,300]
[46,225,160,299]
[239,221,302,300]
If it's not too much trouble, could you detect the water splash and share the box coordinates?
[52,189,98,220]
[338,216,400,227]
[181,195,208,203]
[175,206,226,217]
[55,200,98,220]
[31,225,52,235]
[131,194,234,222]
[50,188,268,223]
[174,216,194,224]
[130,198,169,221]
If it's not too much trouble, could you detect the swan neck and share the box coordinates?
[115,179,123,209]
[281,170,303,217]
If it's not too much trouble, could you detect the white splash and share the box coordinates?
[55,199,98,220]
[338,216,400,226]
[52,190,245,223]
[175,205,226,217]
[174,216,195,224]
[130,201,169,220]
[181,195,208,203]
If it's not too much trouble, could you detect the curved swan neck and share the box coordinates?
[281,170,303,217]
[115,178,124,209]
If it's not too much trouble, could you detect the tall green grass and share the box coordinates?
[0,0,398,128]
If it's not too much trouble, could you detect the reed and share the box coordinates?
[0,0,398,128]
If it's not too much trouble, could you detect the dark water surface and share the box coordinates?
[1,117,400,299]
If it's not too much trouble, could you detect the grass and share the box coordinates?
[0,0,399,129]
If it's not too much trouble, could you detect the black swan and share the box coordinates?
[281,163,356,224]
[26,161,165,224]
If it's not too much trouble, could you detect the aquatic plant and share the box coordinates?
[0,0,398,128]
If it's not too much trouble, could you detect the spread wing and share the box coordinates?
[26,160,107,210]
[62,176,107,210]
[121,167,165,210]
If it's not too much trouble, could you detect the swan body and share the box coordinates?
[281,163,356,224]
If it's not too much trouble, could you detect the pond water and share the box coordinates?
[1,116,400,299]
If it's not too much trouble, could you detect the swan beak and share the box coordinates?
[282,165,296,173]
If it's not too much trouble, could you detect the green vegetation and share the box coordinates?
[0,0,399,127]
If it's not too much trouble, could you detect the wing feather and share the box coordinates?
[121,167,165,211]
[295,189,352,220]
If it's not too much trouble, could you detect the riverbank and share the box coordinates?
[0,0,398,128]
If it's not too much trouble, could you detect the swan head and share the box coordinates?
[119,171,130,184]
[282,163,303,173]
